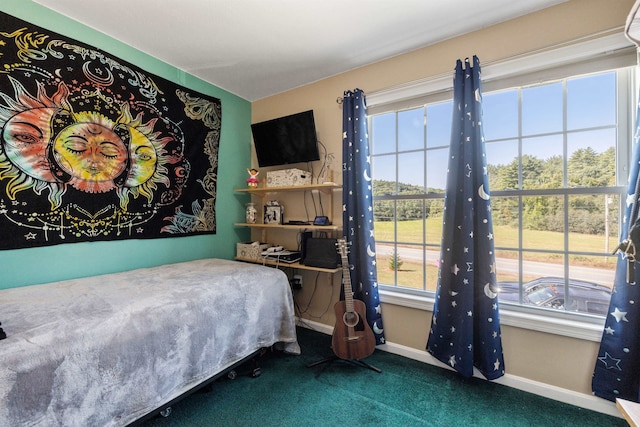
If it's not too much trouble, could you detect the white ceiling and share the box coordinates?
[33,0,567,101]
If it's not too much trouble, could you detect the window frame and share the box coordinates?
[367,32,637,341]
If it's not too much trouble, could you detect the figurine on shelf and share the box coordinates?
[246,168,260,187]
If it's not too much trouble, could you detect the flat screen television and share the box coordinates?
[251,110,321,167]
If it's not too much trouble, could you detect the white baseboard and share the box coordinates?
[296,318,621,419]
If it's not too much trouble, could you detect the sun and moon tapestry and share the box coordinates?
[0,12,222,250]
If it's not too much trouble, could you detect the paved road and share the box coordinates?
[376,243,615,287]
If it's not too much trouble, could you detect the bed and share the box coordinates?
[0,258,299,427]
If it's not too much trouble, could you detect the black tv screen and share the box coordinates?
[251,110,321,167]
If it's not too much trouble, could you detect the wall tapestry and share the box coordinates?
[0,12,221,250]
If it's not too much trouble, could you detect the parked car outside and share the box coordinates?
[497,277,612,316]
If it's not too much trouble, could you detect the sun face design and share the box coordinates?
[0,76,172,210]
[115,110,173,208]
[52,112,129,193]
[3,107,59,183]
[0,78,72,208]
[127,125,158,187]
[0,18,219,248]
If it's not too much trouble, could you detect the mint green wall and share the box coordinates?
[0,1,251,289]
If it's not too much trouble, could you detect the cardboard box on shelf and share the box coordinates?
[266,168,312,187]
[236,242,270,260]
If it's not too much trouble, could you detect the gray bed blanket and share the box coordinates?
[0,258,299,426]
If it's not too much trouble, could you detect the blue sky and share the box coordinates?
[371,71,617,190]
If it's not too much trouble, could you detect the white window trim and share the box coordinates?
[371,31,635,342]
[367,31,635,114]
[379,288,606,341]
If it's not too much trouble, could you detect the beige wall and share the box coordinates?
[252,0,634,395]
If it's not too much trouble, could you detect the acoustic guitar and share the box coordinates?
[331,238,376,360]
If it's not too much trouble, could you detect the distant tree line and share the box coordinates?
[373,147,617,236]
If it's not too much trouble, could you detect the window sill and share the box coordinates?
[379,288,606,342]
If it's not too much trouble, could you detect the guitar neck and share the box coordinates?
[339,242,355,312]
[343,266,355,312]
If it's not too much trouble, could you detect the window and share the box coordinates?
[369,41,635,322]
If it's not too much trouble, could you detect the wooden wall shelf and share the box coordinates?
[234,257,340,273]
[235,182,342,275]
[234,223,340,231]
[234,182,341,195]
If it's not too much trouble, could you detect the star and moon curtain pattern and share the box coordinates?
[426,57,505,380]
[592,0,640,402]
[342,89,385,345]
[592,80,640,402]
[0,12,221,250]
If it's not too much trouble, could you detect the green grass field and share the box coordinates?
[374,218,618,291]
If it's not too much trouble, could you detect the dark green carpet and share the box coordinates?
[139,327,625,426]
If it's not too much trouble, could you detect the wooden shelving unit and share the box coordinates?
[233,222,340,231]
[234,182,342,274]
[234,182,340,196]
[234,256,340,273]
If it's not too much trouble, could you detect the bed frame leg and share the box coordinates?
[133,348,268,424]
[227,356,262,380]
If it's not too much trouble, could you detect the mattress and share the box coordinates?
[0,258,299,426]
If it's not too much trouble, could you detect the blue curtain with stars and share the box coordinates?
[426,57,505,380]
[342,89,385,345]
[592,88,640,402]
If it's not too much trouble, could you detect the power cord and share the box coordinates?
[293,271,335,320]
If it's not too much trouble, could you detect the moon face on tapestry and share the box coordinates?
[0,12,222,250]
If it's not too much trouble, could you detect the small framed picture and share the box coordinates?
[264,205,283,224]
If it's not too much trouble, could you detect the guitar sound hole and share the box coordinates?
[343,311,360,328]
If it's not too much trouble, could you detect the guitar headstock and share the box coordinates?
[336,238,349,261]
